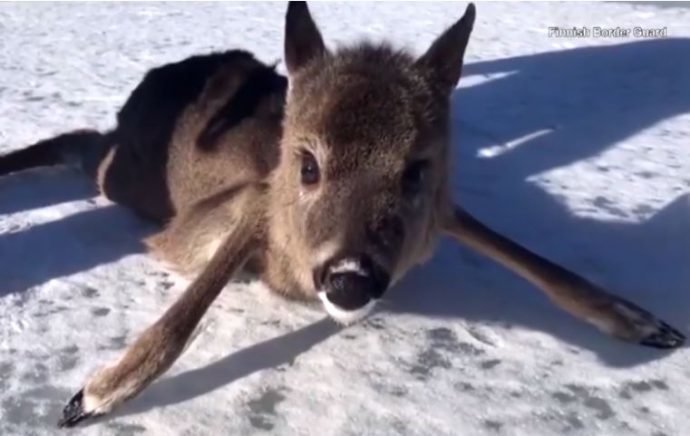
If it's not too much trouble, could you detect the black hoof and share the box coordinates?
[57,389,95,428]
[639,321,685,349]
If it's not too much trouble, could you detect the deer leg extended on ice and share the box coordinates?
[58,216,260,427]
[443,205,684,348]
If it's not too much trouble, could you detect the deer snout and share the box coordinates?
[313,255,390,324]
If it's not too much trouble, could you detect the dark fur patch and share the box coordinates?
[102,50,266,222]
[197,65,287,151]
[116,50,258,162]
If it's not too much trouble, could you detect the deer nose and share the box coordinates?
[313,255,390,311]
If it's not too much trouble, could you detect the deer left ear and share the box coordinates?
[415,3,476,95]
[284,1,327,75]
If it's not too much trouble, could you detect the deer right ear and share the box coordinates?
[284,1,326,74]
[415,3,476,95]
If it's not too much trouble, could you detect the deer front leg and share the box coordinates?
[443,205,685,349]
[57,219,259,428]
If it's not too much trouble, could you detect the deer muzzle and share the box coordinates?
[314,254,390,323]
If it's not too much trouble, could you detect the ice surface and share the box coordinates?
[1,2,689,435]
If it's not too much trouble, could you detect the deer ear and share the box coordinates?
[415,3,476,94]
[284,1,326,74]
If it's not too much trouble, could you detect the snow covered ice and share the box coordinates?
[1,2,689,435]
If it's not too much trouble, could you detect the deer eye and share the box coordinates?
[300,151,320,186]
[402,160,429,194]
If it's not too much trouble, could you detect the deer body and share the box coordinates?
[0,2,683,428]
[106,49,286,278]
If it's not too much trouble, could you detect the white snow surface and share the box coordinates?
[1,2,689,435]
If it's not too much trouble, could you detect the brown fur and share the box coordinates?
[0,2,682,428]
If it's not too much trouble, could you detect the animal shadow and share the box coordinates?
[0,168,154,296]
[390,38,690,367]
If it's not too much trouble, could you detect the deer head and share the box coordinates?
[268,1,476,323]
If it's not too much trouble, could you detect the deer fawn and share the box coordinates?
[0,1,683,428]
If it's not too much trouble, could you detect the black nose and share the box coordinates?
[313,255,390,311]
